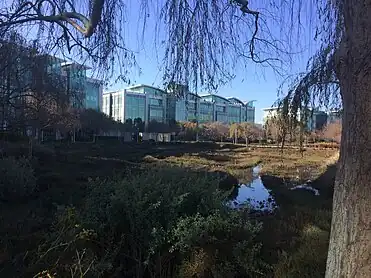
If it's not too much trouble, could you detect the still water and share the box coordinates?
[230,165,277,211]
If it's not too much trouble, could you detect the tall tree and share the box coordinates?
[2,1,371,276]
[276,1,371,275]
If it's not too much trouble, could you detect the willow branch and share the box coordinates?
[0,0,105,38]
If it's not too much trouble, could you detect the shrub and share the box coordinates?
[274,225,329,278]
[0,157,37,201]
[173,212,265,277]
[34,166,266,277]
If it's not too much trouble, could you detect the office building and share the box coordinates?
[102,84,256,125]
[262,107,332,131]
[102,85,168,123]
[0,48,102,132]
[57,60,102,110]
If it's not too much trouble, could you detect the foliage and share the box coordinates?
[239,122,263,144]
[274,225,329,278]
[201,122,229,142]
[34,166,266,277]
[79,109,132,134]
[0,156,37,201]
[173,212,265,277]
[178,121,201,141]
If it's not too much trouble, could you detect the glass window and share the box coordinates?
[124,94,145,121]
[149,98,162,106]
[216,105,226,112]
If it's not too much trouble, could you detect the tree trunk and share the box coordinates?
[326,2,371,276]
[245,137,248,147]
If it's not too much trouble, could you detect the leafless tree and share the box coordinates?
[0,32,82,140]
[202,122,229,142]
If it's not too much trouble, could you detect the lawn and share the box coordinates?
[0,140,338,277]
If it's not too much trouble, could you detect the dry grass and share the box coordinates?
[148,147,338,182]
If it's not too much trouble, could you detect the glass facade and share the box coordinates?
[129,85,167,123]
[112,94,123,122]
[125,94,145,121]
[102,86,256,126]
[102,94,111,116]
[85,80,100,110]
[46,57,102,111]
[246,107,255,123]
[215,112,228,122]
[166,96,177,123]
[199,102,214,123]
[228,106,241,123]
[149,107,163,122]
[175,100,186,121]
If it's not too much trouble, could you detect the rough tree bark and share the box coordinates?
[325,1,371,277]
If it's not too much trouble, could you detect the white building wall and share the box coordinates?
[262,108,278,124]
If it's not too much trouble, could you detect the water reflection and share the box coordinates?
[231,165,277,211]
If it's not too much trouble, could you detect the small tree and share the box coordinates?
[239,122,261,146]
[264,117,281,143]
[229,123,241,144]
[202,122,229,142]
[179,121,200,141]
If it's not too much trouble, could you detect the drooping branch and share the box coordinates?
[0,0,104,38]
[157,0,290,93]
[233,0,261,63]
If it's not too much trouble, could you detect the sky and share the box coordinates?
[2,0,320,124]
[103,1,320,124]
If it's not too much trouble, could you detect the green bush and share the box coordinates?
[0,157,37,201]
[34,166,266,277]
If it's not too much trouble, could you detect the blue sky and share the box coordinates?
[104,1,319,123]
[5,0,319,124]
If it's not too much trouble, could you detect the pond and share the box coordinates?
[230,165,322,211]
[230,165,277,211]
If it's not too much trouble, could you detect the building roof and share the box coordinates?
[60,61,91,70]
[200,93,231,103]
[227,97,245,105]
[188,92,201,98]
[262,107,279,111]
[86,77,104,84]
[126,84,167,93]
